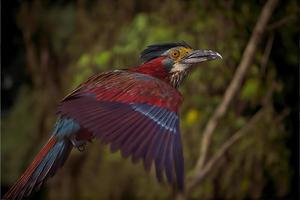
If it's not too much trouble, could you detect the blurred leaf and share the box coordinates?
[93,51,111,66]
[185,109,200,125]
[78,54,91,67]
[240,78,260,101]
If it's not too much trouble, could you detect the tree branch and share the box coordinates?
[193,0,279,174]
[266,14,297,31]
[260,33,274,75]
[187,108,265,192]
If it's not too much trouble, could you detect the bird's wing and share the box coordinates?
[58,70,184,190]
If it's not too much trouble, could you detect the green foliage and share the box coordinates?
[195,106,291,199]
[93,51,111,66]
[2,0,297,199]
[1,87,54,182]
[240,78,260,101]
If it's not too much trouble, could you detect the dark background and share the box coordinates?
[2,0,299,199]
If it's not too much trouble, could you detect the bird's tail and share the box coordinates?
[2,136,72,200]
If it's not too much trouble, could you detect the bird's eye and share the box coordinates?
[170,50,180,59]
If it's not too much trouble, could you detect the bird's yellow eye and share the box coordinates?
[170,50,180,59]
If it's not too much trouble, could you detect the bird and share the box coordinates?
[2,42,222,200]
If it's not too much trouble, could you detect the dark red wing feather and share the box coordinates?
[62,70,183,112]
[58,70,184,190]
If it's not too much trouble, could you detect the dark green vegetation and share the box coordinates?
[2,0,298,199]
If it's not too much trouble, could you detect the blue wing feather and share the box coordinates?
[58,95,184,190]
[165,134,174,184]
[173,125,184,191]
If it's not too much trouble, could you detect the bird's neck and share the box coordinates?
[129,57,170,82]
[129,57,190,88]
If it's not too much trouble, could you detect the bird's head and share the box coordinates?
[135,42,222,87]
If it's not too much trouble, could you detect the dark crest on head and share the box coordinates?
[140,41,192,62]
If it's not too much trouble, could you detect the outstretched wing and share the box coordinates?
[57,70,184,190]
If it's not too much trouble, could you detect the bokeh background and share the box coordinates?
[2,0,299,199]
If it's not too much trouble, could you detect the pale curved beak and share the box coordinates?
[181,49,222,64]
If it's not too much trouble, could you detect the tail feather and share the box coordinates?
[24,142,63,196]
[2,137,72,200]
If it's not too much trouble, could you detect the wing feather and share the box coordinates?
[120,119,152,158]
[155,132,170,182]
[144,126,163,171]
[165,134,174,184]
[58,70,185,190]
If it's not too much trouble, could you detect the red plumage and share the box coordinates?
[4,42,222,199]
[3,137,57,199]
[62,69,183,112]
[129,57,169,81]
[57,69,185,190]
[4,61,185,200]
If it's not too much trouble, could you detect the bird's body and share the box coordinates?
[3,42,221,200]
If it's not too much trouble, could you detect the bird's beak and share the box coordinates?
[181,49,222,64]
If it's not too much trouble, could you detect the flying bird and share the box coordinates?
[3,42,222,200]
